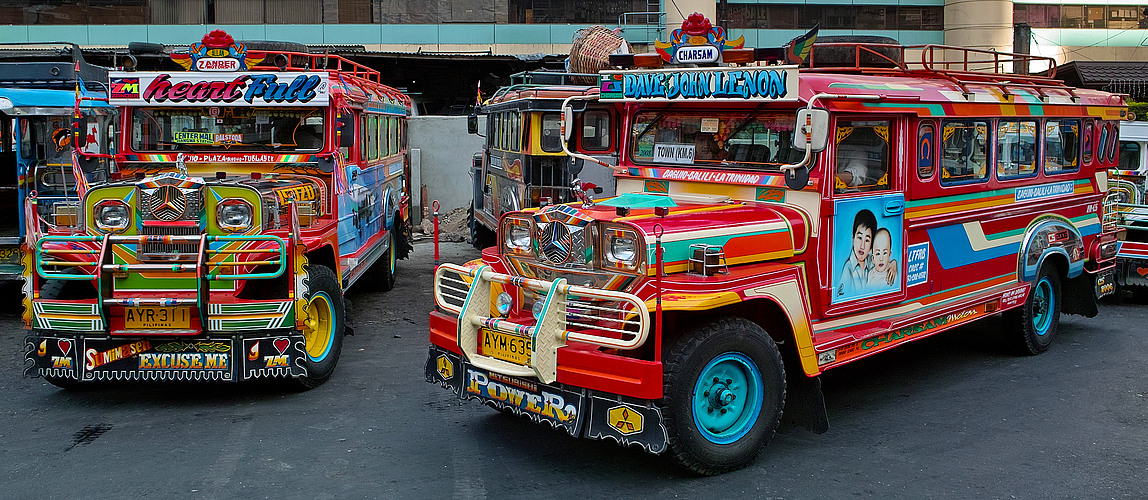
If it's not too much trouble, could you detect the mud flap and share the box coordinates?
[784,374,830,434]
[1062,272,1101,318]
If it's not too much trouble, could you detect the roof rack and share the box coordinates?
[804,42,1076,101]
[244,49,411,107]
[0,42,108,92]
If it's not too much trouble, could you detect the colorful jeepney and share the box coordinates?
[426,23,1124,475]
[468,73,617,247]
[0,43,115,280]
[1106,121,1148,295]
[24,31,412,388]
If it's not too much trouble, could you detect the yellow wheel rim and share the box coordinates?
[303,292,335,361]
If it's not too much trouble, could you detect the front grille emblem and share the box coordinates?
[150,185,186,221]
[540,223,573,263]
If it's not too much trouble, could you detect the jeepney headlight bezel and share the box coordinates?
[500,215,533,256]
[94,199,131,233]
[600,224,644,273]
[217,198,254,233]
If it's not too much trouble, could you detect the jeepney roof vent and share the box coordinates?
[689,243,728,276]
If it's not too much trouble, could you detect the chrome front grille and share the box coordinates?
[141,187,202,222]
[140,224,201,255]
[535,221,588,268]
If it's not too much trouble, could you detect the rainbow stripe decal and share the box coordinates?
[906,179,1093,219]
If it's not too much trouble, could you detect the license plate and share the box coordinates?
[124,307,190,329]
[1096,270,1116,298]
[479,328,531,365]
[0,246,20,265]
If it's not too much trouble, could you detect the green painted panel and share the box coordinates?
[323,24,384,45]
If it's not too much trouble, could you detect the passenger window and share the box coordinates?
[996,121,1037,179]
[541,113,563,153]
[1108,123,1121,163]
[835,119,891,193]
[940,120,989,184]
[359,116,367,162]
[581,110,611,151]
[917,122,935,180]
[1120,141,1141,171]
[1082,120,1094,165]
[1044,119,1079,174]
[510,112,520,152]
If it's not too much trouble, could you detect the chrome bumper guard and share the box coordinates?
[434,263,650,384]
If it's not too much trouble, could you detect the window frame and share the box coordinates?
[1043,118,1081,175]
[995,119,1039,181]
[939,119,991,186]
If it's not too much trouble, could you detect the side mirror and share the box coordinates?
[73,120,86,149]
[795,108,830,152]
[561,106,574,143]
[567,156,584,176]
[337,114,354,148]
[467,114,478,135]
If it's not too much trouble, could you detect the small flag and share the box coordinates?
[786,25,819,65]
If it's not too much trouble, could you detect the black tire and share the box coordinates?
[357,229,397,292]
[294,265,345,389]
[468,207,496,250]
[661,317,786,475]
[128,41,166,55]
[811,35,902,68]
[237,40,309,53]
[1002,264,1062,355]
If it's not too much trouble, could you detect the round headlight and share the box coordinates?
[507,224,531,250]
[608,235,636,263]
[95,201,130,232]
[217,200,253,232]
[532,298,546,320]
[496,292,513,316]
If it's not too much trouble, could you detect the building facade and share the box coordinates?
[0,1,1143,63]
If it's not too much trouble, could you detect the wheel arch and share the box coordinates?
[304,244,338,282]
[1019,215,1085,282]
[659,281,819,378]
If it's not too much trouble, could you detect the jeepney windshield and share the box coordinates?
[630,111,804,169]
[130,107,325,152]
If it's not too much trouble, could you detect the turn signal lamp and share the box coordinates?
[721,49,754,65]
[633,54,664,69]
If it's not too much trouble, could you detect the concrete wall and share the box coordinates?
[409,115,485,220]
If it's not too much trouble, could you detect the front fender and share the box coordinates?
[1019,216,1085,281]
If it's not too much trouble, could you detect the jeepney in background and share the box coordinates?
[24,30,412,389]
[467,71,618,248]
[1105,121,1148,296]
[427,15,1124,475]
[0,43,115,281]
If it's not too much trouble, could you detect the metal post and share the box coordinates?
[432,200,441,269]
[654,223,664,363]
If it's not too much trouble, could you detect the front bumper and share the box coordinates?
[25,333,307,382]
[425,345,668,454]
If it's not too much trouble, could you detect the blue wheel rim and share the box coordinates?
[691,352,764,444]
[1032,277,1054,336]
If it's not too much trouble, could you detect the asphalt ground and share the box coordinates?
[1,240,1146,499]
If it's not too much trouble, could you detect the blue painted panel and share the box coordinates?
[549,24,596,44]
[895,30,944,45]
[380,24,441,44]
[323,24,383,45]
[266,24,323,44]
[146,25,208,44]
[28,26,87,45]
[439,24,494,44]
[495,24,551,44]
[0,25,31,43]
[88,25,143,46]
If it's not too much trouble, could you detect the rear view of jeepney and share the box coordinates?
[0,43,115,280]
[25,31,411,389]
[467,72,616,248]
[1107,121,1148,296]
